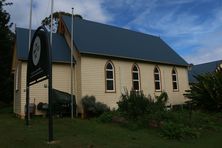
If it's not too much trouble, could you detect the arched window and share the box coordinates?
[132,64,140,91]
[154,66,161,91]
[172,68,178,91]
[105,61,115,92]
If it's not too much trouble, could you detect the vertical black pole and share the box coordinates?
[48,39,53,142]
[25,85,30,126]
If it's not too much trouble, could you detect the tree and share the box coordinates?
[185,70,222,112]
[41,11,71,32]
[0,0,14,104]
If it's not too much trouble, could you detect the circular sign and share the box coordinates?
[32,36,41,66]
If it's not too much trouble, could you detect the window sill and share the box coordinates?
[105,90,116,93]
[173,89,179,92]
[155,90,162,92]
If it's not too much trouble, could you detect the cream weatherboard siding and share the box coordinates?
[13,62,21,115]
[80,55,189,109]
[14,55,189,117]
[15,62,73,117]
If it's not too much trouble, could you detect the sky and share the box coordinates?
[4,0,222,64]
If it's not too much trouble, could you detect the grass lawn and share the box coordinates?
[1,107,222,148]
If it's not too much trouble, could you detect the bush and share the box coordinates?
[95,102,110,115]
[117,91,150,119]
[155,91,168,109]
[117,90,169,119]
[98,111,114,123]
[185,70,222,112]
[98,110,128,124]
[160,121,200,140]
[98,98,221,140]
[81,95,110,118]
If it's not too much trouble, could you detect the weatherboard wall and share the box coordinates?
[18,62,73,116]
[13,62,21,115]
[80,55,189,109]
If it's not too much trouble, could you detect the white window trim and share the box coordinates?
[154,67,161,91]
[105,62,115,92]
[172,69,179,91]
[132,65,140,91]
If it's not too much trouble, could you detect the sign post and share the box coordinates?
[26,26,53,142]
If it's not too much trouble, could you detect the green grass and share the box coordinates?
[1,107,222,148]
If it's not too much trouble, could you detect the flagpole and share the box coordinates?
[48,0,54,142]
[26,0,33,126]
[71,7,74,118]
[28,0,32,50]
[50,0,53,45]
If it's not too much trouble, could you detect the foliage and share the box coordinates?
[41,11,71,32]
[98,110,125,123]
[94,102,110,115]
[98,88,222,140]
[185,71,222,112]
[41,11,83,32]
[98,111,114,123]
[117,91,150,119]
[101,90,221,140]
[117,90,168,119]
[0,0,14,103]
[1,106,222,146]
[99,106,221,140]
[81,95,110,118]
[161,121,200,140]
[155,91,169,107]
[158,110,220,140]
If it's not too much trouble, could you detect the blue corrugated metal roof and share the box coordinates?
[16,27,71,63]
[188,60,222,83]
[62,15,188,66]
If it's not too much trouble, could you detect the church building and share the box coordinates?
[12,15,190,117]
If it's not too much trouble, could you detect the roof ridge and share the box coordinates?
[16,27,59,35]
[61,15,159,39]
[195,60,222,66]
[61,14,188,66]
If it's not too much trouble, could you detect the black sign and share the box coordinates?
[26,26,54,142]
[27,27,50,84]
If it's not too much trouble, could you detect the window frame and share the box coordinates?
[172,67,179,91]
[132,64,141,91]
[105,61,116,93]
[154,66,161,92]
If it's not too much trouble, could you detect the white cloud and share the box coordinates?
[185,46,222,64]
[185,26,222,64]
[124,0,222,64]
[4,0,222,64]
[6,0,112,30]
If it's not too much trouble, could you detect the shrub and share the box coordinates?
[81,95,110,118]
[98,111,126,124]
[82,95,96,118]
[185,71,222,112]
[98,111,114,123]
[117,90,169,119]
[155,91,168,108]
[160,121,200,140]
[95,102,110,115]
[117,91,150,119]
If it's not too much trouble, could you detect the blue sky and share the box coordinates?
[6,0,222,64]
